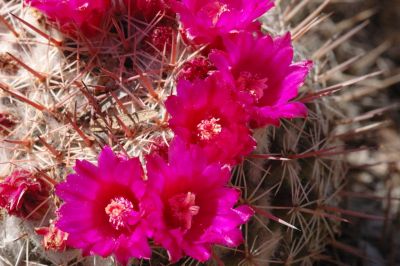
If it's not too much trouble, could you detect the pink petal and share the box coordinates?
[98,146,121,180]
[90,239,116,257]
[278,61,312,103]
[184,243,212,262]
[234,205,255,223]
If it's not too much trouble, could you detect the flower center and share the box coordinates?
[105,197,135,230]
[236,71,267,101]
[197,117,222,141]
[168,192,200,230]
[201,2,230,25]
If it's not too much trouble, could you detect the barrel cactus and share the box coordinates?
[0,0,395,265]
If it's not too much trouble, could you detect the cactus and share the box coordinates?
[0,0,397,265]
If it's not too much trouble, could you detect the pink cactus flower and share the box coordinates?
[171,0,273,45]
[25,0,111,36]
[146,138,254,262]
[35,220,69,252]
[145,136,170,161]
[56,147,152,265]
[165,74,256,165]
[145,25,174,52]
[177,56,215,82]
[0,170,51,220]
[210,32,312,128]
[124,0,174,21]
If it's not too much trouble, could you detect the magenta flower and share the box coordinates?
[171,0,273,45]
[0,170,51,220]
[35,220,69,252]
[146,138,254,262]
[124,0,174,20]
[210,32,312,128]
[177,56,215,82]
[145,25,174,52]
[25,0,111,36]
[165,74,256,165]
[56,147,151,265]
[145,136,170,161]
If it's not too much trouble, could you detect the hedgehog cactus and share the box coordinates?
[0,0,394,265]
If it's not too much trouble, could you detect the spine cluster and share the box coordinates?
[0,0,339,265]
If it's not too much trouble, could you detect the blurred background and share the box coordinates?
[322,0,400,265]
